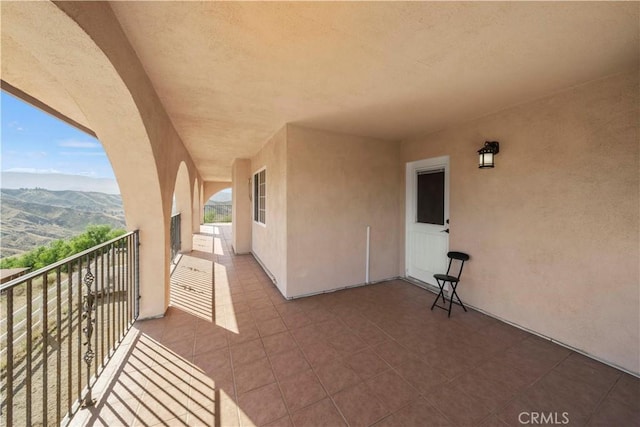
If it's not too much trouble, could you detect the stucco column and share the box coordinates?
[139,224,170,318]
[180,220,193,252]
[200,182,205,226]
[232,159,252,253]
[192,181,201,233]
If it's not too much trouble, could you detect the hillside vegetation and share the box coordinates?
[0,224,125,270]
[1,188,125,258]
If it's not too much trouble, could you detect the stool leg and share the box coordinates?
[431,279,446,311]
[447,282,454,317]
[450,282,467,313]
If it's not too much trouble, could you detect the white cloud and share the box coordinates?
[5,167,62,174]
[8,121,25,132]
[76,171,99,177]
[4,168,100,178]
[58,139,101,149]
[26,151,48,158]
[59,151,106,157]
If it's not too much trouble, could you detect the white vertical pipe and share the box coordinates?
[365,226,371,284]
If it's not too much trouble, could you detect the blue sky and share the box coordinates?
[1,90,115,179]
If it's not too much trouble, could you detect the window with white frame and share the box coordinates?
[253,169,266,224]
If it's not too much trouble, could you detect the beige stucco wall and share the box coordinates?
[203,181,232,205]
[192,179,201,233]
[232,160,252,254]
[3,1,204,318]
[401,71,639,374]
[251,128,288,295]
[286,125,401,297]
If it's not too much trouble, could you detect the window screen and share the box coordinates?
[254,169,266,224]
[416,170,444,225]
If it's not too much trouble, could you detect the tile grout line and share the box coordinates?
[582,371,623,426]
[261,308,298,425]
[288,314,353,426]
[482,349,575,425]
[109,225,636,427]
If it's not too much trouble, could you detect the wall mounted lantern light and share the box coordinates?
[478,141,500,168]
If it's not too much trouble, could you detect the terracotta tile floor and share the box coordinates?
[73,224,639,426]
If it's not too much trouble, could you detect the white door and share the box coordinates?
[405,156,449,287]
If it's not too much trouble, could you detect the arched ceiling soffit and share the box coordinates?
[1,1,164,227]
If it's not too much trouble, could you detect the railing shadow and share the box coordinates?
[86,223,275,425]
[80,221,421,426]
[79,330,217,426]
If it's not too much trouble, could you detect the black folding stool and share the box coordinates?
[430,251,469,317]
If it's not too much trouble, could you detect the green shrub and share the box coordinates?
[0,224,126,270]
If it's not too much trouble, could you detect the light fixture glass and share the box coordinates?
[478,141,499,168]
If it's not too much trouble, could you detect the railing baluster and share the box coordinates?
[127,237,130,322]
[116,242,120,341]
[42,273,49,425]
[127,236,131,323]
[56,267,62,425]
[77,258,83,405]
[94,251,99,379]
[129,237,133,317]
[120,240,125,339]
[119,240,123,340]
[129,236,134,324]
[112,242,116,349]
[6,288,14,426]
[106,244,111,358]
[0,232,140,425]
[81,255,96,407]
[118,241,122,330]
[26,278,33,425]
[100,247,105,368]
[135,231,140,318]
[67,262,73,417]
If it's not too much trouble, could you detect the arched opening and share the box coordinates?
[172,161,193,254]
[1,2,194,318]
[0,90,126,261]
[204,188,232,224]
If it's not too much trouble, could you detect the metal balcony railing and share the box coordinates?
[170,213,181,264]
[203,203,232,223]
[0,231,140,426]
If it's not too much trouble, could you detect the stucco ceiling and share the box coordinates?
[3,2,638,183]
[109,1,638,181]
[1,34,92,131]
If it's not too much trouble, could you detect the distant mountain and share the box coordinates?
[1,171,120,194]
[0,188,125,258]
[207,190,232,204]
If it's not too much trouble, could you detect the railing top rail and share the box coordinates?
[0,230,138,292]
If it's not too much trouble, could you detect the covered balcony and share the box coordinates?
[1,1,638,426]
[3,223,638,426]
[70,224,638,426]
